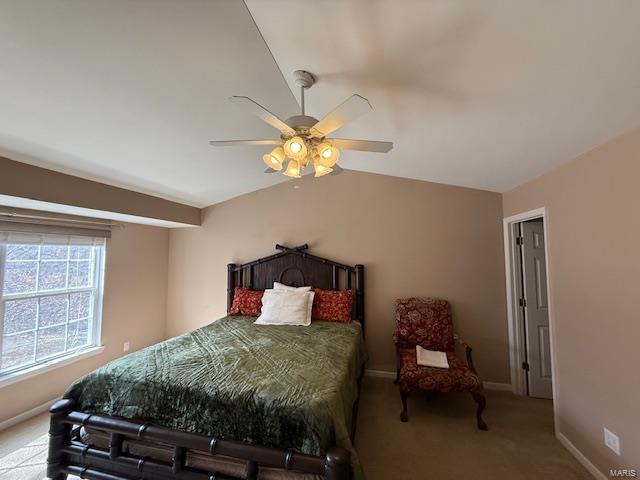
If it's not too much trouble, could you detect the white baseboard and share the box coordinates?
[0,396,59,432]
[483,381,512,391]
[557,432,607,480]
[365,369,396,379]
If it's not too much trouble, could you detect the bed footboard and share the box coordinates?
[47,399,352,480]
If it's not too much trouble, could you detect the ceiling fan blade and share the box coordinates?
[229,96,295,136]
[310,94,372,136]
[209,139,282,147]
[264,167,278,174]
[330,138,394,153]
[329,164,344,176]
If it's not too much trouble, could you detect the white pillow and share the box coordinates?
[273,281,311,292]
[255,289,315,326]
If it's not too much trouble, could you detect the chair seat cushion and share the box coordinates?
[398,348,482,393]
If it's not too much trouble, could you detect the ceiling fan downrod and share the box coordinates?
[293,70,314,116]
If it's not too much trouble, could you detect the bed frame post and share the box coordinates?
[355,264,364,334]
[324,447,351,480]
[47,399,74,480]
[227,263,237,312]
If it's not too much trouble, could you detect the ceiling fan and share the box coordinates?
[209,70,393,178]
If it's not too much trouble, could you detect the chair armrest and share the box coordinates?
[454,334,478,374]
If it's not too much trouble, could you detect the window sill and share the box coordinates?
[0,345,105,389]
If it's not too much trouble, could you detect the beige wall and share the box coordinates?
[167,170,509,381]
[503,128,640,473]
[0,222,169,423]
[0,156,200,225]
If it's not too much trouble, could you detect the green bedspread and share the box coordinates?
[64,316,367,478]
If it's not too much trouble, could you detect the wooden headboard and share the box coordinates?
[227,244,365,332]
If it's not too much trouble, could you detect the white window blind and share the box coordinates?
[0,209,111,239]
[0,230,106,378]
[0,231,106,246]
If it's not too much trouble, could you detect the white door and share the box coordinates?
[521,220,553,399]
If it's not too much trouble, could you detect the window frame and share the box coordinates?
[0,240,105,381]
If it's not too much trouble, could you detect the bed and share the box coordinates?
[47,244,366,480]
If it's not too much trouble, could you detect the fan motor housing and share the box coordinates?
[285,115,319,133]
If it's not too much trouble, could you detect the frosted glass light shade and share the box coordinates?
[283,159,302,178]
[313,157,333,177]
[316,142,340,167]
[262,147,285,170]
[283,136,308,161]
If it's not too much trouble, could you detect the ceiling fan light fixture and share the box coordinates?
[210,70,393,180]
[283,136,308,161]
[262,146,285,171]
[283,159,302,178]
[316,142,340,167]
[313,156,333,177]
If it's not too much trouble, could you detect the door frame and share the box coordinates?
[503,208,558,406]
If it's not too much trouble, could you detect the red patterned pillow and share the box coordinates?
[229,287,264,317]
[311,288,353,323]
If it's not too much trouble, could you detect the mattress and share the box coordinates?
[64,316,367,478]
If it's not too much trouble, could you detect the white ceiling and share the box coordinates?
[1,0,640,206]
[0,0,297,206]
[246,0,640,192]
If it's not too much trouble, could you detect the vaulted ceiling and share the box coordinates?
[1,0,639,207]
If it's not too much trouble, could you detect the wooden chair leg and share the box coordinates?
[470,391,488,431]
[399,389,409,422]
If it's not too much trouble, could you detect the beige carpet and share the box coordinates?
[0,428,53,480]
[355,377,591,480]
[0,376,591,479]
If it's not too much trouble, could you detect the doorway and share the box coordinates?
[503,208,556,402]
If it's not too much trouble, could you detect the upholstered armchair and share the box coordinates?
[393,298,488,430]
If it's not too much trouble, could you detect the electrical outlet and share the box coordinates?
[604,427,620,455]
[123,341,130,353]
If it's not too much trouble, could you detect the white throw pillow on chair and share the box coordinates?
[416,345,450,369]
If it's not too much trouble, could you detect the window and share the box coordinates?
[0,233,105,378]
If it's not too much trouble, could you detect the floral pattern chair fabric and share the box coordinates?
[393,298,488,430]
[397,349,482,392]
[393,298,455,351]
